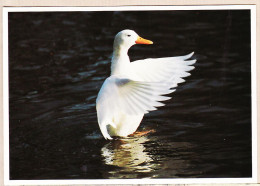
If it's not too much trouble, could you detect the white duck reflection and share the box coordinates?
[101,136,155,176]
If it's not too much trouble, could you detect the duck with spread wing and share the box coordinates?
[96,29,196,140]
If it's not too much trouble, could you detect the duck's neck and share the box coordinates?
[111,46,131,76]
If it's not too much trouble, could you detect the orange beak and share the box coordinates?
[135,36,153,44]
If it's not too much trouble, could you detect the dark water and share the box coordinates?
[8,10,252,179]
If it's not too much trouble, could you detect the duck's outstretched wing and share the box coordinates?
[96,75,175,139]
[130,52,196,84]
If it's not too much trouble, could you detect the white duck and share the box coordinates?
[96,29,196,140]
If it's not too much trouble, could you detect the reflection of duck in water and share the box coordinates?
[96,29,196,140]
[101,135,197,178]
[101,136,154,177]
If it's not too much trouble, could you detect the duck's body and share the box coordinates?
[96,30,196,140]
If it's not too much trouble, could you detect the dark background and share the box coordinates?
[8,10,252,179]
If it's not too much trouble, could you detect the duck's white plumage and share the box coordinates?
[96,29,196,140]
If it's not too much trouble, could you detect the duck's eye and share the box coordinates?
[127,35,131,37]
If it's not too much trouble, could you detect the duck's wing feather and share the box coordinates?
[130,52,196,84]
[96,75,175,139]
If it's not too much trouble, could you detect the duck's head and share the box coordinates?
[113,29,153,52]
